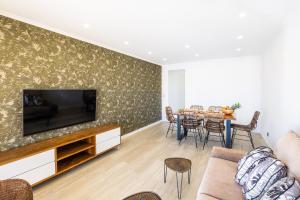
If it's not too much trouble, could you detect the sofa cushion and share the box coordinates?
[242,157,287,200]
[235,146,274,186]
[275,131,300,182]
[210,146,245,163]
[196,193,219,200]
[260,177,300,200]
[198,157,243,200]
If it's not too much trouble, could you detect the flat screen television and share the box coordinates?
[23,89,96,136]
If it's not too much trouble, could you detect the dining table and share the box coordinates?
[175,110,236,148]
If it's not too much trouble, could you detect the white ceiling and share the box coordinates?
[0,0,296,65]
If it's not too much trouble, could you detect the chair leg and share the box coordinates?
[221,132,226,147]
[171,123,174,133]
[199,126,204,142]
[202,131,209,150]
[218,132,223,147]
[194,132,198,148]
[166,122,171,138]
[248,131,255,149]
[231,129,237,148]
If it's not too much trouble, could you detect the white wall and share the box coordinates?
[261,10,300,147]
[162,56,262,129]
[168,70,185,111]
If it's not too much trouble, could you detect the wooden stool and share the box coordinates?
[122,192,161,200]
[164,158,192,199]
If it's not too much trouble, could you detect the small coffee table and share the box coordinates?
[164,157,192,199]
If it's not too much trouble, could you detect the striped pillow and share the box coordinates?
[242,157,287,200]
[261,177,300,200]
[236,146,274,186]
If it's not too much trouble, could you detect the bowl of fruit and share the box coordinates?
[222,103,241,115]
[222,106,234,115]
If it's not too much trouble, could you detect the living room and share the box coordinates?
[0,0,300,200]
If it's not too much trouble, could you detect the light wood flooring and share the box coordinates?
[33,122,266,200]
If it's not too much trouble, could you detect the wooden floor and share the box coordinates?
[33,122,266,200]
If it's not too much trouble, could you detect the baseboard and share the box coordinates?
[122,120,163,139]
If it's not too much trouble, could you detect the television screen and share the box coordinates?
[23,89,96,136]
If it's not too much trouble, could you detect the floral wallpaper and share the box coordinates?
[0,15,161,151]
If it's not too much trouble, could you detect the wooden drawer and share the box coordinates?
[96,128,120,144]
[96,137,120,154]
[0,149,55,180]
[14,162,55,185]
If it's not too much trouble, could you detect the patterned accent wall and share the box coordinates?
[0,15,161,151]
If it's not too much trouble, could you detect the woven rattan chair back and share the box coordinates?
[165,106,175,123]
[205,119,225,133]
[208,106,222,113]
[249,111,260,130]
[190,105,204,111]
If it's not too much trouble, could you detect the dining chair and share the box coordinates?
[180,115,202,148]
[190,105,204,111]
[202,118,225,149]
[230,111,260,148]
[208,106,222,113]
[165,106,177,137]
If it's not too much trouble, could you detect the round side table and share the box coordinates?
[122,191,161,200]
[164,157,192,199]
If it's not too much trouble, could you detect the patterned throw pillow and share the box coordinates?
[242,157,287,200]
[236,146,274,186]
[261,177,300,200]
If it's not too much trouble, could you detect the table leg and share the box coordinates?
[225,119,232,148]
[176,114,181,140]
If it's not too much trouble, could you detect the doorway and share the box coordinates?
[168,70,185,111]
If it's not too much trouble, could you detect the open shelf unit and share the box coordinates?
[0,124,121,186]
[56,139,95,161]
[56,135,96,174]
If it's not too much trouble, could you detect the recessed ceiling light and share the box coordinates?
[236,48,242,52]
[83,23,90,29]
[162,58,167,61]
[195,53,199,57]
[237,35,244,40]
[185,45,191,49]
[239,12,247,18]
[148,51,152,55]
[123,41,129,45]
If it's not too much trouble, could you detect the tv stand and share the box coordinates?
[0,125,121,186]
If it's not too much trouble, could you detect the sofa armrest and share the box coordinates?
[210,147,246,163]
[0,179,33,200]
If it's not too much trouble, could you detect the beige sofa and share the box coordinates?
[197,131,300,200]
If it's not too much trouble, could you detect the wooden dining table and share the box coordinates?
[175,111,235,148]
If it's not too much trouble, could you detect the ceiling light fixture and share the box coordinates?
[195,53,199,57]
[83,23,90,29]
[185,45,191,49]
[148,51,152,55]
[237,35,244,40]
[239,12,247,18]
[162,58,167,61]
[123,41,129,45]
[236,48,242,52]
